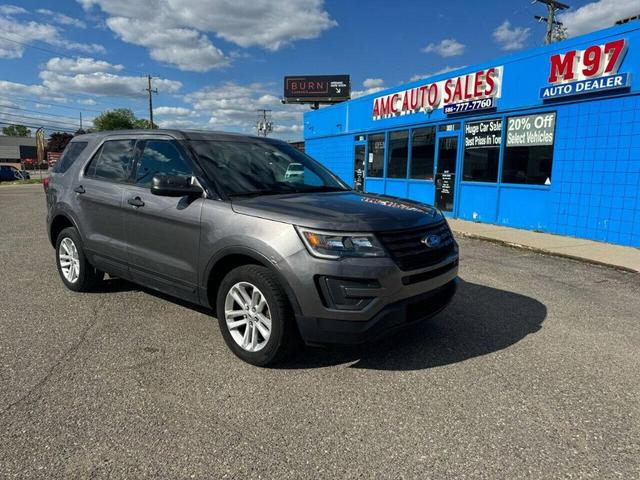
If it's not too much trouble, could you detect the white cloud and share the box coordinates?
[559,0,640,37]
[0,80,50,98]
[78,98,97,105]
[106,16,228,71]
[0,15,104,59]
[423,38,465,57]
[39,70,182,98]
[409,66,465,82]
[156,118,206,129]
[352,79,386,99]
[45,57,123,74]
[363,78,384,89]
[36,9,86,28]
[154,106,192,116]
[493,21,530,51]
[78,0,336,70]
[0,5,26,15]
[182,82,304,139]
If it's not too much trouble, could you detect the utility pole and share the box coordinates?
[256,109,273,137]
[145,75,158,129]
[534,0,569,44]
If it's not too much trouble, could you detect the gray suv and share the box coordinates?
[45,130,458,365]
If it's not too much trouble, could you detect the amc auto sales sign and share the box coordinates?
[372,67,503,121]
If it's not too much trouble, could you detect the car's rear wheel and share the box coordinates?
[55,227,103,292]
[216,265,298,366]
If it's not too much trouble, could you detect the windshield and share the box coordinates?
[188,139,349,197]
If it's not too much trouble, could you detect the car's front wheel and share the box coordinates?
[216,265,299,366]
[55,227,103,292]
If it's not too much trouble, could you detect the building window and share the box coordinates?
[503,112,556,185]
[410,127,436,180]
[463,119,502,182]
[367,133,385,178]
[387,130,409,178]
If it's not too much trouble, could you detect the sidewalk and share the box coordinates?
[448,219,640,273]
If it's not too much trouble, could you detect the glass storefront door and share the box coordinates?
[353,145,365,192]
[435,135,459,213]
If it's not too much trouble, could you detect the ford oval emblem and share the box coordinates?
[422,234,441,248]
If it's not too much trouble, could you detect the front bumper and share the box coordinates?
[296,278,458,346]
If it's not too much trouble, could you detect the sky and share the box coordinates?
[0,0,639,140]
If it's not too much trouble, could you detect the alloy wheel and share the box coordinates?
[59,237,80,284]
[224,281,272,352]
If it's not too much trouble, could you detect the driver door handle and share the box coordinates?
[127,196,145,207]
[74,185,85,194]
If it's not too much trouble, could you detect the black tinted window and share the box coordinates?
[411,127,436,180]
[52,142,88,173]
[387,131,408,179]
[86,140,134,182]
[135,140,192,187]
[367,134,385,178]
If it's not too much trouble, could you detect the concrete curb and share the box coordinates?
[452,230,639,274]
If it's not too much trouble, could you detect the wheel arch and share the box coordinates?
[203,246,302,316]
[49,210,82,247]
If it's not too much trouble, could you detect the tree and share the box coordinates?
[133,118,157,129]
[92,108,137,131]
[2,124,31,137]
[47,132,74,152]
[552,24,568,43]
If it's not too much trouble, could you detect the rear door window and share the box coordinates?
[85,140,135,182]
[52,142,89,173]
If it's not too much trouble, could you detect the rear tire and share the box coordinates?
[55,227,103,292]
[216,265,299,366]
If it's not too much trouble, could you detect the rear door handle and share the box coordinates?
[74,185,85,194]
[127,196,145,207]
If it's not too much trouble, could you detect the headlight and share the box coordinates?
[296,227,387,259]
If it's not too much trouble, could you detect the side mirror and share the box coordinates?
[151,174,203,197]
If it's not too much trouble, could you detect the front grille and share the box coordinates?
[378,220,456,271]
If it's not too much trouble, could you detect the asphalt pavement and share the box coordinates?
[0,184,638,479]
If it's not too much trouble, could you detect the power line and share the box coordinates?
[0,111,80,128]
[0,103,80,122]
[0,120,76,134]
[0,33,151,77]
[0,93,149,117]
[0,94,102,114]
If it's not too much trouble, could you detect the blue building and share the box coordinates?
[303,23,640,248]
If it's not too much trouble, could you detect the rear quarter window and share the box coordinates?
[52,142,89,174]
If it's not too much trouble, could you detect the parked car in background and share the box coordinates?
[0,164,29,181]
[284,162,304,180]
[45,130,458,366]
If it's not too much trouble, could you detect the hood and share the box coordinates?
[230,191,442,231]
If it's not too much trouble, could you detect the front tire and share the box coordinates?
[216,265,298,366]
[55,227,103,292]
